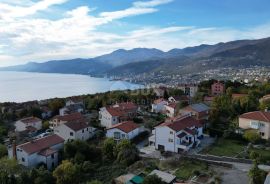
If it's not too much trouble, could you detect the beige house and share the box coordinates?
[239,111,270,140]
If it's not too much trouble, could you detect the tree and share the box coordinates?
[143,174,165,184]
[87,180,103,184]
[48,99,64,115]
[114,139,139,166]
[0,158,22,183]
[243,130,261,143]
[0,144,7,158]
[249,151,261,163]
[42,121,50,130]
[30,167,55,184]
[249,163,266,184]
[102,138,116,160]
[64,140,101,163]
[53,160,80,184]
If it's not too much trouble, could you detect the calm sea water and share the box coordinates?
[0,71,142,103]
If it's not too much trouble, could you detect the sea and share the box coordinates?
[0,71,143,103]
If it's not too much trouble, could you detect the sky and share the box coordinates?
[0,0,270,67]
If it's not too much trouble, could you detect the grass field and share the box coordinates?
[174,160,208,180]
[201,138,246,157]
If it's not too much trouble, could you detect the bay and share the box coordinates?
[0,71,142,103]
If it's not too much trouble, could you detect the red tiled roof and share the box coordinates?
[166,103,177,109]
[239,111,270,123]
[38,148,57,157]
[159,116,202,132]
[53,112,85,122]
[106,102,138,117]
[20,117,41,124]
[64,121,89,131]
[18,134,64,154]
[107,121,139,133]
[106,107,124,116]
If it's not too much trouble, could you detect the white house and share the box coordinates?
[106,121,140,141]
[54,121,95,142]
[8,134,64,170]
[164,103,178,117]
[15,117,42,132]
[151,98,168,113]
[99,102,138,128]
[149,115,203,153]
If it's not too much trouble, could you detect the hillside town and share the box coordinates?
[0,80,270,184]
[112,66,270,86]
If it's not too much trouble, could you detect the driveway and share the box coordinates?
[188,134,216,155]
[139,146,162,159]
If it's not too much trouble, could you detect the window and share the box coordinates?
[70,132,74,136]
[260,132,265,136]
[170,131,173,135]
[87,128,88,131]
[114,132,121,139]
[168,138,173,142]
[51,154,54,159]
[22,157,25,162]
[82,129,84,133]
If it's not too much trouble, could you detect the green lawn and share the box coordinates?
[174,160,208,180]
[250,148,270,163]
[201,138,246,157]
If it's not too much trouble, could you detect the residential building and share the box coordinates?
[151,98,168,113]
[59,98,85,116]
[15,117,42,132]
[178,84,198,97]
[149,115,203,152]
[259,94,270,103]
[8,134,64,170]
[239,111,270,140]
[106,121,140,141]
[165,103,178,117]
[99,102,138,128]
[49,112,85,129]
[180,103,210,121]
[211,81,225,96]
[54,121,95,142]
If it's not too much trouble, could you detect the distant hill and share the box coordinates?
[1,37,270,76]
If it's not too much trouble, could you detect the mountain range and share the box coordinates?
[1,37,270,76]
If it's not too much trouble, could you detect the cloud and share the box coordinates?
[0,0,68,19]
[133,0,174,8]
[0,0,270,67]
